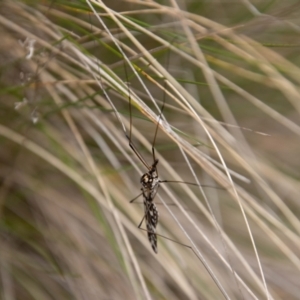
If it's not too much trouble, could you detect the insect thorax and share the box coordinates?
[140,166,159,200]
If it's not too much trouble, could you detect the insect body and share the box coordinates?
[140,160,160,253]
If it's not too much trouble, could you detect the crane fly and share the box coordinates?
[123,49,217,253]
[123,48,169,253]
[123,50,211,253]
[125,89,162,254]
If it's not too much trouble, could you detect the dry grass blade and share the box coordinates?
[0,1,300,299]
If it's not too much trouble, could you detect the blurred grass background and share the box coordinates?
[0,0,300,299]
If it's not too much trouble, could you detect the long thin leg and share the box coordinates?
[137,214,145,229]
[159,180,226,190]
[123,58,151,170]
[129,191,143,203]
[126,134,150,170]
[151,43,172,174]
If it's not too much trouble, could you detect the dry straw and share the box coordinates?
[0,1,299,299]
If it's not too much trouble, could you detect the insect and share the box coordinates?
[123,52,167,253]
[123,49,210,253]
[126,102,162,253]
[95,43,166,253]
[123,52,204,253]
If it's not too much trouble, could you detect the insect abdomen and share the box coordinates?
[144,200,159,253]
